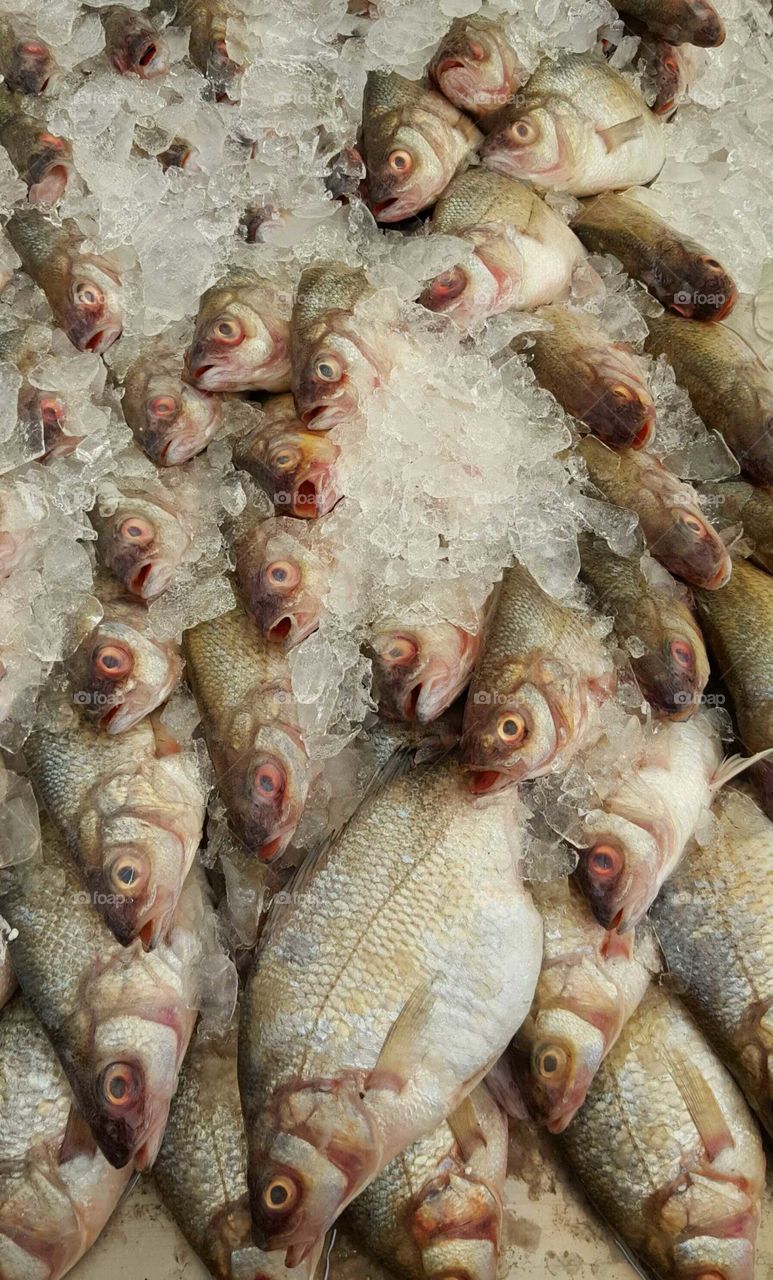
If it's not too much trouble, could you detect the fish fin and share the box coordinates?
[600,928,634,961]
[597,115,643,151]
[59,1106,98,1164]
[447,1094,487,1161]
[484,1055,529,1120]
[662,1043,735,1161]
[711,746,773,793]
[367,978,436,1093]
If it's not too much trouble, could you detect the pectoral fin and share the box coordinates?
[367,978,436,1093]
[663,1043,735,1161]
[597,116,643,152]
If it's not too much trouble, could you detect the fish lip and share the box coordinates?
[370,195,411,222]
[28,162,70,207]
[464,766,515,795]
[300,404,348,431]
[127,560,174,599]
[291,478,320,518]
[134,37,169,78]
[703,558,732,590]
[158,434,203,465]
[83,324,122,354]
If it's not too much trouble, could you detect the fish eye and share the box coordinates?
[314,354,343,383]
[94,642,133,680]
[380,635,418,666]
[700,256,722,271]
[148,394,179,419]
[663,56,679,72]
[262,1175,300,1214]
[265,559,300,591]
[271,447,301,473]
[39,395,64,424]
[535,1044,568,1080]
[388,148,413,175]
[75,281,104,309]
[21,40,47,57]
[429,266,468,301]
[254,760,285,801]
[587,842,623,880]
[610,382,637,402]
[119,516,154,546]
[212,316,243,346]
[497,712,527,745]
[101,1062,142,1110]
[512,118,538,144]
[670,639,694,671]
[468,40,486,61]
[676,509,709,538]
[110,852,147,895]
[39,131,64,150]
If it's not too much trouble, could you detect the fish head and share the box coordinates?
[657,249,736,322]
[515,1009,605,1134]
[17,380,72,459]
[235,718,309,861]
[293,330,372,430]
[575,814,659,933]
[107,14,170,79]
[370,621,480,723]
[95,495,190,599]
[684,2,725,47]
[636,629,709,721]
[70,619,181,733]
[252,418,341,518]
[568,344,655,450]
[63,257,123,353]
[429,18,520,115]
[25,129,72,206]
[658,505,731,589]
[203,36,244,104]
[5,36,55,94]
[409,1171,501,1280]
[420,254,500,327]
[123,366,220,465]
[236,527,326,648]
[186,285,288,392]
[93,818,185,947]
[366,111,459,222]
[461,657,581,791]
[481,101,567,187]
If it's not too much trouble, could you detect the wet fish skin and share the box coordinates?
[0,945,15,1010]
[238,756,542,1264]
[155,1022,319,1280]
[0,18,55,94]
[101,5,170,78]
[520,306,655,449]
[347,1083,508,1280]
[574,715,722,932]
[571,190,736,320]
[25,699,206,946]
[578,435,732,590]
[560,984,765,1280]
[480,52,665,197]
[369,613,483,724]
[614,0,725,46]
[291,261,381,430]
[0,819,201,1170]
[513,879,660,1133]
[0,996,133,1280]
[90,484,192,600]
[5,208,124,353]
[0,89,72,206]
[186,272,291,393]
[183,606,310,862]
[422,170,587,327]
[428,15,525,117]
[233,517,331,650]
[701,479,773,575]
[694,557,773,818]
[461,563,614,793]
[645,312,773,486]
[122,345,221,465]
[578,534,710,719]
[232,394,341,519]
[362,71,481,222]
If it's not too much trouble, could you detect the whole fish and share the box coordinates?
[185,271,291,393]
[572,715,749,932]
[26,698,206,946]
[155,1022,320,1280]
[0,89,72,206]
[614,0,725,45]
[101,4,170,78]
[362,71,481,222]
[702,479,773,574]
[578,435,732,590]
[421,170,588,327]
[122,342,221,465]
[347,1083,508,1280]
[578,534,710,718]
[572,190,736,320]
[428,15,525,117]
[183,606,310,861]
[68,591,183,733]
[645,312,773,486]
[233,516,332,649]
[518,305,656,449]
[153,0,245,103]
[5,209,124,353]
[481,52,665,196]
[512,879,660,1132]
[291,261,385,430]
[90,482,193,600]
[232,394,341,519]
[369,609,484,723]
[694,558,773,818]
[560,984,765,1280]
[0,326,78,461]
[0,819,202,1169]
[651,788,773,1137]
[0,18,55,94]
[0,996,133,1280]
[238,755,542,1264]
[460,563,614,793]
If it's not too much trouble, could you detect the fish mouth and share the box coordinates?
[265,611,316,647]
[300,404,348,431]
[466,767,513,795]
[158,435,203,466]
[100,701,129,733]
[135,39,169,78]
[84,325,122,354]
[128,560,174,599]
[258,834,286,862]
[28,163,69,207]
[292,479,319,517]
[370,196,411,222]
[704,557,732,590]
